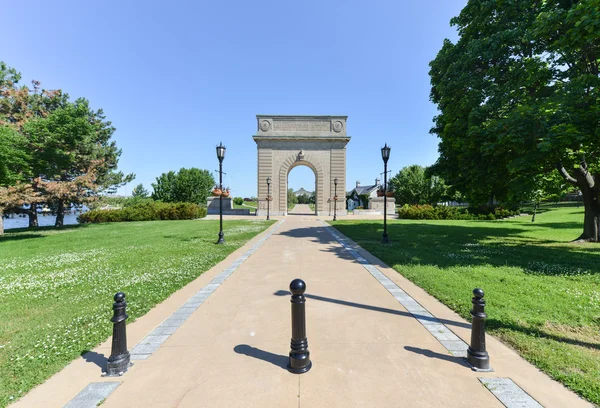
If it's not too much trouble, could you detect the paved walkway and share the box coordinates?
[13,210,591,407]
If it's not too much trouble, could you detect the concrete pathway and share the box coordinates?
[13,217,591,408]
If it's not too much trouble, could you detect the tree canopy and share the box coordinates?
[389,165,455,205]
[132,183,150,198]
[151,168,215,205]
[429,0,600,240]
[0,61,132,231]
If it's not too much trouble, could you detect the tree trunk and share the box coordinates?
[577,179,600,242]
[55,200,65,227]
[557,162,600,242]
[0,211,4,235]
[28,204,38,228]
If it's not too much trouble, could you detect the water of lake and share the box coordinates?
[3,214,80,230]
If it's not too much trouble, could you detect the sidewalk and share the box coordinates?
[13,206,591,407]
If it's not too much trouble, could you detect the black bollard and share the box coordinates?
[287,279,312,374]
[105,292,131,376]
[467,288,492,371]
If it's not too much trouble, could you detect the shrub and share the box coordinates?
[233,197,244,205]
[78,202,207,224]
[397,204,519,220]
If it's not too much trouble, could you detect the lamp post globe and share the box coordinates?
[216,142,226,244]
[266,177,271,220]
[381,144,390,244]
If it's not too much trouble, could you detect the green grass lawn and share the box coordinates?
[331,207,600,404]
[233,201,257,209]
[0,219,273,407]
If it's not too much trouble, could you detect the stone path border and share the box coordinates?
[479,378,544,408]
[63,382,120,408]
[320,221,551,408]
[62,220,284,407]
[129,219,285,360]
[319,221,469,357]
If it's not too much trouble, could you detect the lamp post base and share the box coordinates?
[217,232,225,244]
[105,353,132,377]
[381,232,389,244]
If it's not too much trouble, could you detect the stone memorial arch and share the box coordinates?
[254,115,350,216]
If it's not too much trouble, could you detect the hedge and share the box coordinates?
[78,202,207,224]
[397,204,520,220]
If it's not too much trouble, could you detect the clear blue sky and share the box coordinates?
[1,0,465,198]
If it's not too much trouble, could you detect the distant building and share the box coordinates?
[293,187,313,197]
[347,179,380,210]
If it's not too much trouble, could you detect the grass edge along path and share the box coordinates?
[329,207,600,405]
[0,219,274,407]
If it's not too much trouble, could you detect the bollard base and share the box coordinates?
[288,351,312,374]
[105,353,131,377]
[467,348,491,372]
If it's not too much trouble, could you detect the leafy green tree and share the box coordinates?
[23,99,134,226]
[151,171,177,202]
[132,183,149,198]
[389,165,429,205]
[297,193,309,204]
[0,126,30,234]
[430,0,600,240]
[0,61,67,227]
[287,188,298,208]
[233,197,243,205]
[151,168,215,205]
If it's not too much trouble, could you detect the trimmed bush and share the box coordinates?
[397,204,519,220]
[78,202,207,224]
[233,197,244,205]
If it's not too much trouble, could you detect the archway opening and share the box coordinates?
[287,164,317,215]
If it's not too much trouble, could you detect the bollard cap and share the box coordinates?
[114,292,126,302]
[289,279,306,295]
[473,288,484,299]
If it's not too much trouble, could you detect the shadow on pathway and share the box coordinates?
[234,345,288,370]
[80,350,107,371]
[273,290,470,329]
[404,346,470,368]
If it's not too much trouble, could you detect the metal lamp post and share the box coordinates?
[266,176,271,220]
[381,144,391,244]
[216,142,226,244]
[333,177,338,221]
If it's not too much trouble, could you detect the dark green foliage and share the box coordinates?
[287,188,298,207]
[233,197,244,205]
[78,202,206,223]
[397,204,520,220]
[429,0,600,238]
[297,194,309,204]
[151,168,214,205]
[389,165,454,205]
[132,183,149,198]
[0,126,29,186]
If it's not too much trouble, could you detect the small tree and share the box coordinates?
[389,165,428,205]
[297,194,309,204]
[288,188,298,207]
[152,168,215,205]
[132,183,149,198]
